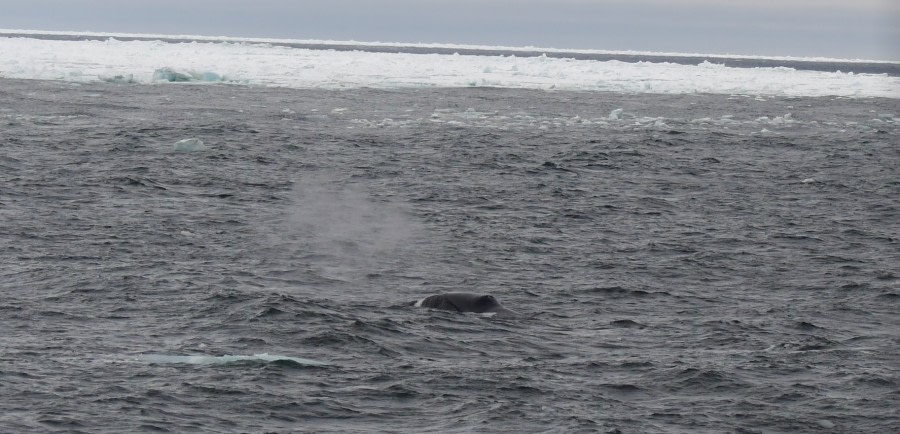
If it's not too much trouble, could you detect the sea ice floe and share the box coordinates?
[0,34,897,97]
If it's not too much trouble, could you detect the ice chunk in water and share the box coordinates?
[817,420,835,429]
[153,67,193,82]
[174,138,206,152]
[153,67,221,82]
[608,108,623,120]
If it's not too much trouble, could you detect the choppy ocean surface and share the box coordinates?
[2,77,899,433]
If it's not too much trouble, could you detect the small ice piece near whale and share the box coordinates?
[608,108,623,120]
[174,138,206,152]
[817,420,835,429]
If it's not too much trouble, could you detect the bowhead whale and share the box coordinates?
[413,293,517,316]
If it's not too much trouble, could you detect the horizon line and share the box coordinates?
[2,28,898,65]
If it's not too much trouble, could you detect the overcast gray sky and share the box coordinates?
[3,0,899,60]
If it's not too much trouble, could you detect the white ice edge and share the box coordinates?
[3,28,898,64]
[1,34,898,98]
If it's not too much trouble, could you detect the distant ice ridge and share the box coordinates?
[0,36,898,98]
[4,28,896,64]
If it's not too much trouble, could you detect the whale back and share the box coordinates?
[415,292,513,315]
[464,294,503,313]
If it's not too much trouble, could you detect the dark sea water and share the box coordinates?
[1,78,899,433]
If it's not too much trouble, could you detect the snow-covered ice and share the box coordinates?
[0,32,898,98]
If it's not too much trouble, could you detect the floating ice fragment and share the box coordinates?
[608,108,623,121]
[174,138,206,152]
[802,178,816,183]
[817,420,835,429]
[152,67,222,82]
[153,67,192,82]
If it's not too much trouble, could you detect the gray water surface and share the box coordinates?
[1,79,899,432]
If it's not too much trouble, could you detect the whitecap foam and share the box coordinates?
[138,353,327,366]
